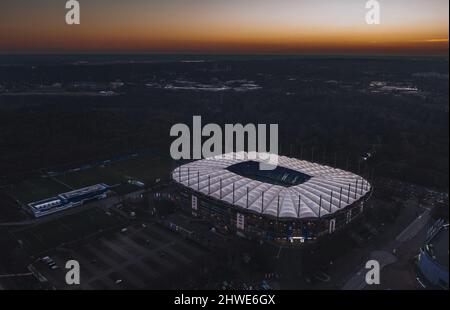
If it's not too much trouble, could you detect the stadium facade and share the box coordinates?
[171,152,372,246]
[28,184,109,218]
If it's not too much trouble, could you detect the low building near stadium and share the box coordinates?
[28,183,110,218]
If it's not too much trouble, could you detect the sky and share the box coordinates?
[0,0,448,55]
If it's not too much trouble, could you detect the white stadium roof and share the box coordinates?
[172,152,372,219]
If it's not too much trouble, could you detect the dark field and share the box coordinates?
[0,152,173,217]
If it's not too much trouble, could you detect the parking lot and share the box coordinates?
[33,222,213,289]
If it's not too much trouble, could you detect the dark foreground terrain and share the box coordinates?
[0,55,448,290]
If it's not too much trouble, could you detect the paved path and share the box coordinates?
[395,210,430,244]
[342,209,430,290]
[342,251,397,290]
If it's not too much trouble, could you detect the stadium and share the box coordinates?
[171,152,373,247]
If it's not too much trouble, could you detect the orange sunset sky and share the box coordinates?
[0,0,448,55]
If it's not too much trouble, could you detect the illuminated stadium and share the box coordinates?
[171,152,373,246]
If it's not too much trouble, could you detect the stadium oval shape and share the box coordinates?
[171,152,373,244]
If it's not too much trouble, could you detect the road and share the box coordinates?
[342,209,431,290]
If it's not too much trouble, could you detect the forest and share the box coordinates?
[0,56,448,190]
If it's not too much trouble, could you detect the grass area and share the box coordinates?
[7,153,176,206]
[56,166,125,189]
[111,183,143,196]
[7,177,70,204]
[55,154,175,189]
[0,192,27,222]
[107,154,175,184]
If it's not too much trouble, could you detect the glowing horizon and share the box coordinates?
[1,0,448,55]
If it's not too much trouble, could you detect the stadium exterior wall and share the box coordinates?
[171,177,372,247]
